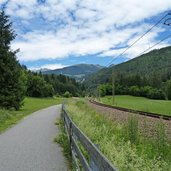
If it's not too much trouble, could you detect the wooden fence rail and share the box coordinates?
[62,104,118,171]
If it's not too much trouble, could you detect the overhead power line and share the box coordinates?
[164,18,171,26]
[107,12,170,67]
[138,33,171,56]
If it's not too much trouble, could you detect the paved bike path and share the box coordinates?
[0,105,68,171]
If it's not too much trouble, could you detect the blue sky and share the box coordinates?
[1,0,171,70]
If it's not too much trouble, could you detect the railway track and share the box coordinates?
[89,100,171,121]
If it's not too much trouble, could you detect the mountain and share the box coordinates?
[85,46,171,86]
[43,64,104,81]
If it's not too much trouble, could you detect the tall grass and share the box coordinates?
[66,99,171,171]
[54,117,73,169]
[125,116,139,145]
[155,122,167,156]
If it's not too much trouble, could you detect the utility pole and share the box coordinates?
[112,68,115,105]
[96,86,100,101]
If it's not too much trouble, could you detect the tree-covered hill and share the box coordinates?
[114,46,171,78]
[43,64,104,81]
[86,46,171,85]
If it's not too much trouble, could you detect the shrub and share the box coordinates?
[63,91,72,98]
[147,88,165,100]
[129,86,141,96]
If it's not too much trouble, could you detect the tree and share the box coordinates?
[43,74,84,97]
[0,10,26,110]
[166,80,171,100]
[97,84,106,97]
[147,88,165,100]
[26,73,54,97]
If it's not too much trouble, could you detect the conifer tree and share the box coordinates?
[0,10,26,110]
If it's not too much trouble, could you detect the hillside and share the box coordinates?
[85,46,171,86]
[43,64,104,81]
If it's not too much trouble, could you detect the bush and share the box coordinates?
[140,86,152,97]
[147,88,165,100]
[115,84,128,95]
[63,91,72,98]
[129,86,141,96]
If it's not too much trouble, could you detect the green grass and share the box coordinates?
[100,95,171,116]
[0,97,64,133]
[54,117,74,170]
[66,99,171,171]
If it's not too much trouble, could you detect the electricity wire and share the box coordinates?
[107,12,170,66]
[138,33,171,56]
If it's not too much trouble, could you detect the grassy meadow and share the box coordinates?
[0,97,64,133]
[65,99,171,171]
[100,95,171,116]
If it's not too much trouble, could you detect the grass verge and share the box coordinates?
[66,99,171,171]
[54,115,74,170]
[0,97,64,133]
[100,95,171,116]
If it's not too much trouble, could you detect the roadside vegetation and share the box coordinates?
[100,95,171,116]
[65,99,171,171]
[54,117,74,170]
[0,97,64,133]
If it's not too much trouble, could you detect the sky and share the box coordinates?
[0,0,171,70]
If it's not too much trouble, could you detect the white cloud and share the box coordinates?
[99,27,170,59]
[0,0,6,5]
[2,0,171,62]
[5,0,37,19]
[29,63,67,70]
[100,42,170,60]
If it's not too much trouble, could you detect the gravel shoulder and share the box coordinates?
[0,105,68,171]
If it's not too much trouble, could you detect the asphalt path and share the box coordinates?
[0,105,68,171]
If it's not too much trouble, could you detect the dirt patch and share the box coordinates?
[88,101,171,141]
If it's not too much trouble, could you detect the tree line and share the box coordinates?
[97,73,171,100]
[0,10,84,110]
[25,69,84,98]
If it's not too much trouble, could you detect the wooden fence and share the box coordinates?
[62,105,118,171]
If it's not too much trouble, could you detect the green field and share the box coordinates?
[66,99,171,171]
[100,95,171,116]
[0,97,64,133]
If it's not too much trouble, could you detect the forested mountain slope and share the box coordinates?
[43,64,104,81]
[86,46,171,86]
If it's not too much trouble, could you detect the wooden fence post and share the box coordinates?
[69,121,72,155]
[89,144,99,171]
